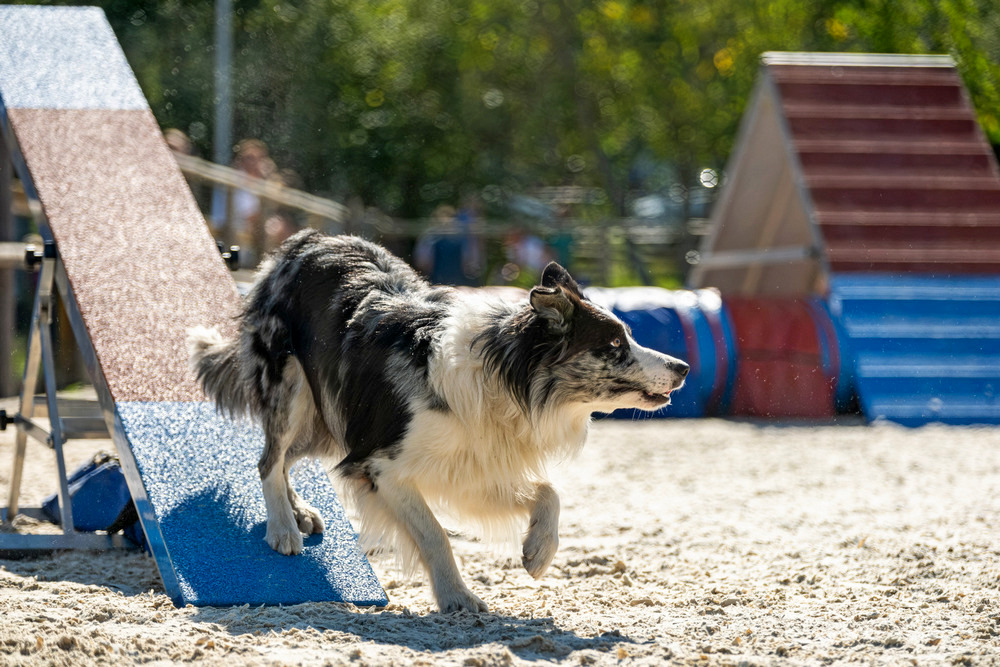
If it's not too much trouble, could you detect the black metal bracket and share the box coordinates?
[217,243,240,271]
[23,240,56,272]
[0,409,15,431]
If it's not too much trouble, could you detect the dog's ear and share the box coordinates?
[529,285,574,332]
[540,262,584,299]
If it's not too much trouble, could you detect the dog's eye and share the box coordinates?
[610,337,621,348]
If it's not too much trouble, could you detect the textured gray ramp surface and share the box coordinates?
[0,5,147,110]
[117,402,387,608]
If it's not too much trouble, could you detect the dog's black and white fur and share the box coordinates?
[188,230,688,612]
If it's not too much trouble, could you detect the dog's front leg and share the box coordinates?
[522,482,560,578]
[376,480,488,613]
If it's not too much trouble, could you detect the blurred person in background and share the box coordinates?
[499,226,553,287]
[414,204,481,286]
[231,139,276,257]
[163,127,192,156]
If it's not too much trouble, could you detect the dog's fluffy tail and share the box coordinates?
[187,326,250,418]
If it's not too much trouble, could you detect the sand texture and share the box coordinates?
[2,400,999,666]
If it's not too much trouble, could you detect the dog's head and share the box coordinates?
[479,262,689,414]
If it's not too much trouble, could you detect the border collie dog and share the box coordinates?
[189,231,688,612]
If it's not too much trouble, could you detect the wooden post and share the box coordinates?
[223,185,235,249]
[255,196,273,260]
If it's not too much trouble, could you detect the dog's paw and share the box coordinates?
[522,521,559,579]
[293,503,325,535]
[436,586,489,614]
[265,524,304,555]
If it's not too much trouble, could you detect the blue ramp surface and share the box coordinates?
[830,274,1000,426]
[116,403,386,608]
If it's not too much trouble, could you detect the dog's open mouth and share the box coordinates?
[641,390,673,405]
[611,382,676,407]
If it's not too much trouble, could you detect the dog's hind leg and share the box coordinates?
[521,482,560,579]
[259,433,303,555]
[261,441,326,553]
[281,391,327,536]
[366,475,488,613]
[285,475,324,535]
[259,359,322,555]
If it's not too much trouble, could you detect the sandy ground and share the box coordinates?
[2,395,999,666]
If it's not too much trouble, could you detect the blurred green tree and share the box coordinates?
[9,0,1000,217]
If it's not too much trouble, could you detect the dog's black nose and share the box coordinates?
[673,361,690,378]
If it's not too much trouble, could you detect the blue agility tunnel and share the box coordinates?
[590,279,999,426]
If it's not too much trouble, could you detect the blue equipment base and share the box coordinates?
[42,453,133,532]
[114,402,387,608]
[830,274,1000,426]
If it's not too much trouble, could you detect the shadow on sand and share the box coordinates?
[193,601,636,661]
[0,536,636,661]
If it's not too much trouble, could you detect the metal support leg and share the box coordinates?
[3,252,45,522]
[36,255,75,532]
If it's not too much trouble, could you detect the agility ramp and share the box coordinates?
[690,52,1000,425]
[690,52,1000,293]
[0,5,385,606]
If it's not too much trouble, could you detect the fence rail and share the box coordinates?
[172,152,699,286]
[173,153,351,226]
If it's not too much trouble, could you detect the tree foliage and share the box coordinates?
[11,0,1000,217]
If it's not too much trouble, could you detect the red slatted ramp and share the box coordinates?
[690,52,1000,293]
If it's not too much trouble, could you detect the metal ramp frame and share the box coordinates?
[0,240,135,553]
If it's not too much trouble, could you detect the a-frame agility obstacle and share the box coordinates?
[0,5,385,607]
[691,52,1000,425]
